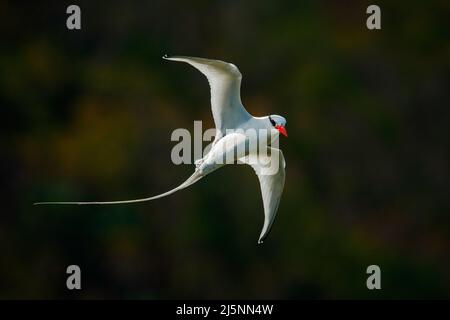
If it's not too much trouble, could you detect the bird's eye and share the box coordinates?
[269,116,276,126]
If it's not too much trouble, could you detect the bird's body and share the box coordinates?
[35,55,288,244]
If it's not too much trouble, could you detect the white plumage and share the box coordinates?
[35,55,288,244]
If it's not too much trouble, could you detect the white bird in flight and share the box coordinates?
[35,55,288,244]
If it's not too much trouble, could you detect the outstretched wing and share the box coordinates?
[242,148,286,243]
[163,55,252,133]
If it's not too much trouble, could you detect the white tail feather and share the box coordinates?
[34,171,204,205]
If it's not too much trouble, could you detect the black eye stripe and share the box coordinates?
[269,116,276,126]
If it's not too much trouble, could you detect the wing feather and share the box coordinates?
[163,55,252,133]
[243,148,286,243]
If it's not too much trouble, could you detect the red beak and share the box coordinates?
[275,125,288,137]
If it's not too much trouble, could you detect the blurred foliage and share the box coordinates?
[0,0,449,298]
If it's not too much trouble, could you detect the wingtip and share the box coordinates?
[162,55,188,62]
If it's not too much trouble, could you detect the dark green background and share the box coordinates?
[0,0,449,298]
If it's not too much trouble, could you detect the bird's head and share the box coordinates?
[268,115,288,137]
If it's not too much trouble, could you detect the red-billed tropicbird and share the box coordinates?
[35,56,288,243]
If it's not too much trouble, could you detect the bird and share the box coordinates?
[35,55,288,244]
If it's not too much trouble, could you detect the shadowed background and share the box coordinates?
[0,0,449,298]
